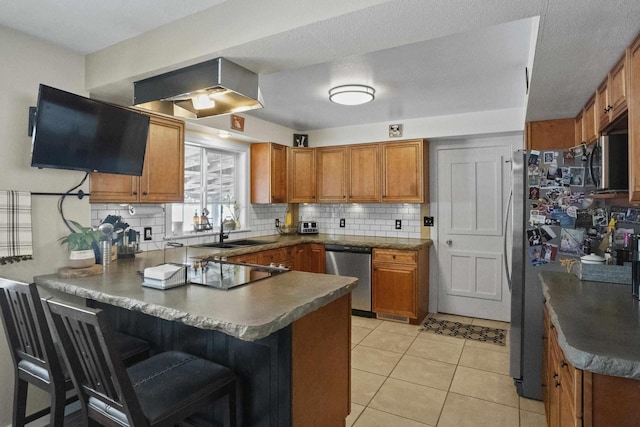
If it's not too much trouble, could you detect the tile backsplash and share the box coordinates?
[298,203,421,238]
[91,202,421,252]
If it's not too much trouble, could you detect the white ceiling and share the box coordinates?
[2,0,640,132]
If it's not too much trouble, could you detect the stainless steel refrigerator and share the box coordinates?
[508,148,593,400]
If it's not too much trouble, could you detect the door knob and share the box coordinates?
[446,240,452,246]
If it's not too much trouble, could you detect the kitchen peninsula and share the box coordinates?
[541,271,640,426]
[35,250,357,427]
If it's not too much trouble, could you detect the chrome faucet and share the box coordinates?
[219,204,229,244]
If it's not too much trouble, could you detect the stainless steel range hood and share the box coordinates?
[133,57,262,119]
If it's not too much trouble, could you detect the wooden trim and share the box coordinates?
[582,370,593,427]
[292,294,351,427]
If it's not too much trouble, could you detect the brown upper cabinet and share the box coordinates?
[251,142,288,204]
[250,139,428,204]
[288,147,317,203]
[381,139,428,203]
[348,143,381,203]
[628,34,640,203]
[597,52,628,131]
[525,119,575,150]
[90,113,185,204]
[317,146,348,202]
[582,95,598,144]
[574,112,583,146]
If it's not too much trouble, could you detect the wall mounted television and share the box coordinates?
[31,84,150,176]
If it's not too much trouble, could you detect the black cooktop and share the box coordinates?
[188,260,289,290]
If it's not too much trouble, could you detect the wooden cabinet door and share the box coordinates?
[250,143,287,203]
[89,173,137,203]
[257,248,282,266]
[289,148,316,203]
[317,147,347,203]
[307,244,326,273]
[381,140,425,203]
[270,144,288,203]
[348,143,381,202]
[292,244,308,271]
[372,262,417,318]
[575,113,583,145]
[525,119,575,150]
[609,52,628,120]
[597,78,610,130]
[228,253,258,264]
[139,115,184,203]
[582,95,598,143]
[628,35,640,203]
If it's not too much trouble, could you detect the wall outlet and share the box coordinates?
[275,218,280,228]
[339,218,346,228]
[395,219,402,230]
[424,216,434,227]
[144,227,152,241]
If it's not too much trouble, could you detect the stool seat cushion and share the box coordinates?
[89,351,235,425]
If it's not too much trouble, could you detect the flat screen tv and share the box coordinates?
[31,84,150,176]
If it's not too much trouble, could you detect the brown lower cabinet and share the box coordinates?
[228,243,325,273]
[372,247,429,324]
[543,305,640,426]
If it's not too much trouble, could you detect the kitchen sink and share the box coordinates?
[191,239,268,249]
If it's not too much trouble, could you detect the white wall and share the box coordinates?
[0,25,87,427]
[307,107,525,146]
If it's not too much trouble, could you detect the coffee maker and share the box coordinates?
[632,234,640,299]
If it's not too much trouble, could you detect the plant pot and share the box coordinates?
[69,249,96,268]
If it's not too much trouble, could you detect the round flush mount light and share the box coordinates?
[329,84,375,106]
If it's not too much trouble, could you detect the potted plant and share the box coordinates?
[59,220,103,268]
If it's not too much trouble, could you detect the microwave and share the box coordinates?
[589,133,629,192]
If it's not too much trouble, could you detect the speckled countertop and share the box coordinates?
[540,271,640,379]
[186,233,432,261]
[34,250,357,342]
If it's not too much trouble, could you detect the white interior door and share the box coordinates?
[437,144,512,321]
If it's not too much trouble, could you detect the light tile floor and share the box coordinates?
[347,313,547,427]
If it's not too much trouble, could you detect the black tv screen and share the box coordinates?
[31,84,150,176]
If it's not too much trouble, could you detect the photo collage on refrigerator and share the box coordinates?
[526,147,610,267]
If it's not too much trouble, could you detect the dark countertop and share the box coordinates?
[34,251,357,342]
[540,271,640,379]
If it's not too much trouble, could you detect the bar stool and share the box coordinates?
[0,278,150,427]
[44,298,238,427]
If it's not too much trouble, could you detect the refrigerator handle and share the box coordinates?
[503,189,513,291]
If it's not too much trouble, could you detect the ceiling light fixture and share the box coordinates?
[191,93,215,110]
[329,84,375,106]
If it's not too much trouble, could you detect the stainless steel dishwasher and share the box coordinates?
[325,244,374,317]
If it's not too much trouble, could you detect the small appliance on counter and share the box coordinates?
[298,220,318,234]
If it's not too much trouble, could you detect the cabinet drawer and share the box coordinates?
[373,249,416,264]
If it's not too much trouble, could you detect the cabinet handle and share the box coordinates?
[561,360,568,368]
[133,191,137,195]
[553,372,558,378]
[142,191,148,195]
[555,381,561,388]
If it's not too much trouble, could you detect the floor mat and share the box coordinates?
[420,316,507,346]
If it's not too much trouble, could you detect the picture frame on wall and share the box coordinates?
[231,114,245,132]
[294,134,308,147]
[389,124,402,138]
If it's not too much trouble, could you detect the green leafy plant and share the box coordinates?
[58,220,103,251]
